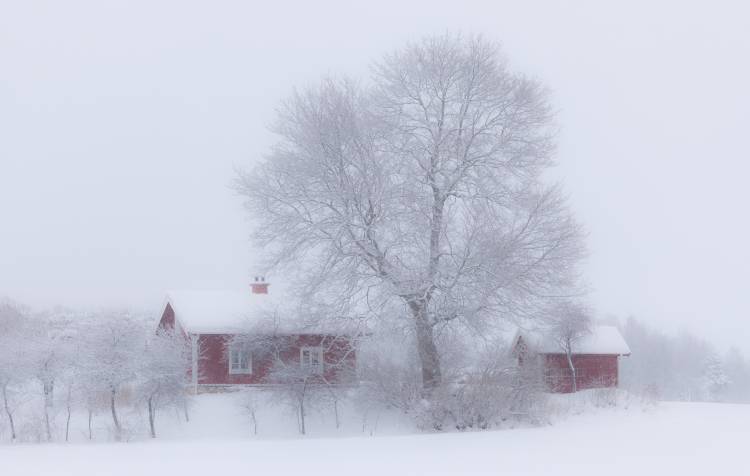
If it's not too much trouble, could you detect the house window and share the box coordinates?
[300,346,324,374]
[229,347,252,375]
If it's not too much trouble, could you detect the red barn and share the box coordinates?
[511,326,631,393]
[157,279,357,392]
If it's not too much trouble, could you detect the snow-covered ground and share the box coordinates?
[1,392,747,475]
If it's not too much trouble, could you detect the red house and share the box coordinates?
[157,279,357,392]
[511,325,631,393]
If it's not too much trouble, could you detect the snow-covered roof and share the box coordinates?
[165,290,278,334]
[513,325,631,356]
[164,289,356,335]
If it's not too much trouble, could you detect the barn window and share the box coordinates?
[300,346,324,374]
[228,347,252,374]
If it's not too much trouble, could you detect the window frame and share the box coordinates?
[228,346,253,375]
[300,346,325,374]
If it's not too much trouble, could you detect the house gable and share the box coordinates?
[157,302,176,332]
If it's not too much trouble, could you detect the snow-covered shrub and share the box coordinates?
[357,353,424,415]
[413,357,547,431]
[590,385,618,408]
[357,333,547,432]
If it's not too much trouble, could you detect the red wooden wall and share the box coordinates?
[543,354,619,393]
[196,333,356,386]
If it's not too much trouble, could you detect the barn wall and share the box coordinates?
[543,354,619,393]
[196,334,356,386]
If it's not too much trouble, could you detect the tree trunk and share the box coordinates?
[409,300,442,392]
[87,408,93,440]
[44,379,54,407]
[332,398,340,429]
[109,388,121,440]
[250,410,257,435]
[42,378,54,441]
[566,352,577,393]
[1,384,16,442]
[43,405,52,442]
[65,405,71,442]
[414,187,446,394]
[299,398,306,435]
[147,396,156,438]
[64,385,73,442]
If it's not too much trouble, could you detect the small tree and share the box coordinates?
[723,347,750,403]
[702,352,730,401]
[545,301,592,393]
[0,301,31,442]
[228,316,358,435]
[138,330,191,438]
[61,377,76,442]
[239,388,261,436]
[229,332,328,436]
[77,312,145,440]
[269,363,321,435]
[24,313,75,441]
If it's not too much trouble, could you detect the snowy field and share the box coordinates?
[0,394,747,475]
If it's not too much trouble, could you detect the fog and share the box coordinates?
[1,1,749,351]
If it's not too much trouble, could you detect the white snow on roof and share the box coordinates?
[165,290,287,334]
[515,325,631,356]
[164,289,356,335]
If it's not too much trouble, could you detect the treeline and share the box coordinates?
[8,295,746,444]
[0,301,189,442]
[618,317,750,402]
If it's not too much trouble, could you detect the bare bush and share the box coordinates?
[238,388,261,436]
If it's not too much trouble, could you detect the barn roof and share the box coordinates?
[513,325,631,356]
[164,289,356,335]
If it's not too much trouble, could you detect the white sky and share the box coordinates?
[1,1,749,351]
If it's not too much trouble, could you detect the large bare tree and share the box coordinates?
[237,34,585,392]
